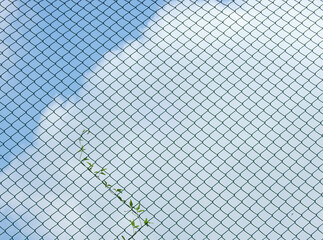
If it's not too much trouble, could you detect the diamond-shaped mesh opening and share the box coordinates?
[1,0,322,239]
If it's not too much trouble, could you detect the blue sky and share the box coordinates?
[1,0,165,169]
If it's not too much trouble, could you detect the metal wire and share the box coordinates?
[1,0,322,239]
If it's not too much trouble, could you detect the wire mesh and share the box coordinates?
[1,0,322,239]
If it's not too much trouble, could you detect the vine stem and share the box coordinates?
[77,130,148,240]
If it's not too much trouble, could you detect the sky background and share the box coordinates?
[0,0,322,239]
[0,0,166,169]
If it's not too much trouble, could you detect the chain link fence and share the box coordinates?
[1,0,322,239]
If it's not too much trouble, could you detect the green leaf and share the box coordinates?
[103,181,111,188]
[144,218,151,226]
[130,220,139,228]
[82,129,90,135]
[87,162,93,171]
[121,236,125,240]
[136,202,140,211]
[129,200,133,208]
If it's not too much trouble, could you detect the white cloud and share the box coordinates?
[1,1,322,239]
